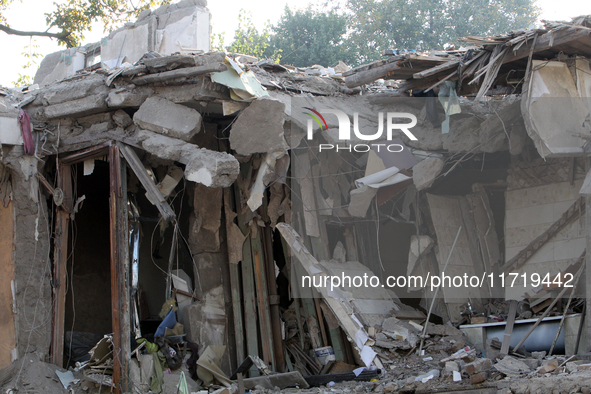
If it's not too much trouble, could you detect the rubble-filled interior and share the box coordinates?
[2,2,591,393]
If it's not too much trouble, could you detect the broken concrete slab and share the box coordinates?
[44,93,109,118]
[133,96,202,142]
[412,157,444,191]
[43,74,108,105]
[142,54,196,73]
[106,89,150,108]
[137,130,239,188]
[229,96,288,155]
[494,356,531,375]
[348,185,377,218]
[112,109,133,128]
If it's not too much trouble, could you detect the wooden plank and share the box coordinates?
[109,144,131,393]
[344,60,404,88]
[234,167,260,377]
[252,235,274,367]
[501,197,585,273]
[313,297,328,347]
[223,188,245,367]
[413,59,460,79]
[60,141,111,165]
[262,222,285,372]
[118,143,175,222]
[237,373,246,394]
[0,201,16,368]
[502,28,591,65]
[51,164,72,367]
[500,300,518,356]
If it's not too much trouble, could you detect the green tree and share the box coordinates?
[346,0,539,64]
[268,6,354,67]
[0,0,169,48]
[227,10,280,61]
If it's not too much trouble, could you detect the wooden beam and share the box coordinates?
[502,28,591,65]
[344,60,405,88]
[109,144,131,394]
[501,197,585,273]
[263,223,285,372]
[413,59,460,79]
[252,236,274,367]
[118,142,175,222]
[223,188,245,367]
[234,165,260,376]
[50,164,72,367]
[60,142,111,165]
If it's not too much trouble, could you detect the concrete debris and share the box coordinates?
[45,93,109,118]
[133,96,202,142]
[137,129,239,188]
[229,96,288,155]
[412,156,444,191]
[494,356,532,375]
[112,109,133,128]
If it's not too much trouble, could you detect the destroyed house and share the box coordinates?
[1,3,591,392]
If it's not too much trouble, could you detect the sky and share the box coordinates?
[0,0,589,87]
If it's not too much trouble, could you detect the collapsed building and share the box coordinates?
[1,1,591,393]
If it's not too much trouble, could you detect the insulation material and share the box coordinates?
[524,60,589,157]
[211,58,269,101]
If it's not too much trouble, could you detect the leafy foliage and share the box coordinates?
[345,0,540,64]
[226,10,281,62]
[12,37,41,87]
[266,6,353,67]
[45,0,170,47]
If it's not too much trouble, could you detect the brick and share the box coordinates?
[464,358,493,375]
[470,371,489,384]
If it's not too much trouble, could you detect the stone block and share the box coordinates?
[134,96,202,142]
[538,359,558,373]
[229,96,288,155]
[112,109,133,128]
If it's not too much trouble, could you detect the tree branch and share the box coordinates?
[0,23,70,41]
